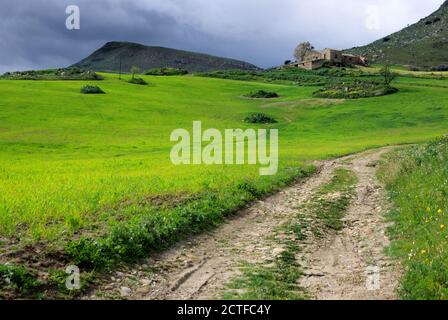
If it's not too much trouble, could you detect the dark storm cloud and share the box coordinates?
[0,0,445,73]
[0,0,208,72]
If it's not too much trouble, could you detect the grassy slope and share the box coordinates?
[0,73,447,246]
[346,2,448,68]
[378,138,448,299]
[358,65,448,78]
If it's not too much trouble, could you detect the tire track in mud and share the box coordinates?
[298,147,401,300]
[90,147,400,300]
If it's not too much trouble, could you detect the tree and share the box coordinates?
[130,66,140,79]
[294,42,314,62]
[380,64,397,87]
[118,56,123,80]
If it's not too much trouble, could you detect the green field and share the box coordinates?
[0,72,447,264]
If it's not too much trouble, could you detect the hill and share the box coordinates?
[346,1,448,68]
[1,70,448,297]
[71,41,260,73]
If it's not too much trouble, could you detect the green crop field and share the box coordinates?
[0,72,447,271]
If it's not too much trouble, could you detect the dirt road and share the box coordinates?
[91,147,400,300]
[298,148,401,300]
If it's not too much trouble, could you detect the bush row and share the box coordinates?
[145,68,188,76]
[1,68,103,81]
[313,81,398,99]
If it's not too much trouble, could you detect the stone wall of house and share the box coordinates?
[295,47,366,70]
[310,59,326,69]
[297,59,326,70]
[323,49,343,64]
[342,54,364,65]
[303,50,324,62]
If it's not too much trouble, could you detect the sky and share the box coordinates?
[0,0,445,73]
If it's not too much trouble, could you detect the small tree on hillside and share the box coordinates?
[294,42,314,62]
[131,66,140,79]
[380,64,397,87]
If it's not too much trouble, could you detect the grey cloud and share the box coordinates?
[0,0,445,73]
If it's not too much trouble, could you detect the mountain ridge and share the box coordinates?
[71,41,260,73]
[346,1,448,68]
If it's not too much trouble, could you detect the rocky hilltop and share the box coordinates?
[346,1,448,68]
[72,41,260,73]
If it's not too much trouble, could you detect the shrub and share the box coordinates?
[380,65,397,87]
[313,80,398,99]
[237,181,264,197]
[1,68,103,81]
[425,17,440,25]
[80,85,105,94]
[200,70,261,81]
[199,68,335,86]
[0,265,41,295]
[430,65,448,72]
[145,68,188,76]
[244,113,277,124]
[407,66,422,72]
[245,90,279,99]
[128,77,148,85]
[130,66,141,79]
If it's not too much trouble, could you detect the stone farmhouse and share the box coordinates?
[295,48,367,70]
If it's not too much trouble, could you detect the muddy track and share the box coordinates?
[90,147,400,300]
[299,147,401,300]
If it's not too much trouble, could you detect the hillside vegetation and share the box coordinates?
[0,68,103,80]
[72,41,259,73]
[347,1,448,68]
